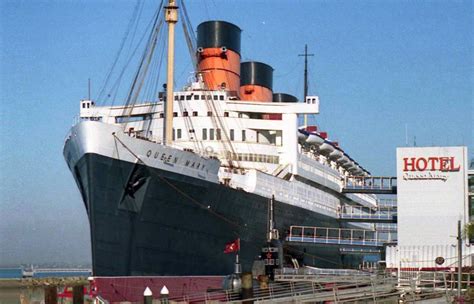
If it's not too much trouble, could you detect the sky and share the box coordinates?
[0,0,472,266]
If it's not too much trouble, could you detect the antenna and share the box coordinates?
[88,78,91,100]
[298,44,314,126]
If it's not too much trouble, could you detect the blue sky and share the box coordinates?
[0,0,472,266]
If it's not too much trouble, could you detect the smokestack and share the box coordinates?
[240,61,273,102]
[197,21,241,94]
[272,93,298,103]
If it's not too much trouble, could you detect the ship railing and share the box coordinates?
[287,225,395,247]
[167,275,399,303]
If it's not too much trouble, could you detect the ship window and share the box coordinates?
[213,95,218,100]
[210,129,215,140]
[82,103,85,109]
[194,95,199,100]
[180,95,185,101]
[183,111,188,117]
[242,130,246,142]
[224,112,229,117]
[230,129,234,141]
[177,129,182,139]
[207,95,212,100]
[207,111,212,116]
[201,95,205,100]
[216,128,221,140]
[174,96,178,101]
[193,111,198,116]
[159,113,164,118]
[202,128,207,140]
[220,95,224,100]
[173,112,178,117]
[186,95,192,100]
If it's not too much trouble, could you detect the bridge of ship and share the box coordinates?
[285,226,396,248]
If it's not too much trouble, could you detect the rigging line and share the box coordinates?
[106,3,164,118]
[97,0,143,104]
[178,0,197,69]
[111,133,242,230]
[121,13,164,122]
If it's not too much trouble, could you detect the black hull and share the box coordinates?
[73,153,356,276]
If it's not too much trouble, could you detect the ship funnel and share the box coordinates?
[240,61,273,102]
[272,93,298,103]
[197,21,241,94]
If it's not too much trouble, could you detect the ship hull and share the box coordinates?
[73,152,344,276]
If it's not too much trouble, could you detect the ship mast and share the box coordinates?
[164,0,178,145]
[298,44,314,126]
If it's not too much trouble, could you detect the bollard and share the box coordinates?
[73,285,84,304]
[143,287,153,304]
[44,286,58,304]
[241,272,254,303]
[160,285,169,304]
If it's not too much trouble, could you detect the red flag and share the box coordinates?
[224,238,240,254]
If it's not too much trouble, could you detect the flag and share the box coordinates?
[224,238,240,254]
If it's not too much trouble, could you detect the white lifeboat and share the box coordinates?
[306,133,325,145]
[297,129,308,143]
[337,154,351,165]
[328,148,343,161]
[319,141,335,155]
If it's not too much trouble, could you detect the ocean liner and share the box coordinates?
[63,1,378,276]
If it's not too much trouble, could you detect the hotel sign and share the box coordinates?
[402,156,461,182]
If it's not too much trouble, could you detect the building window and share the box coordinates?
[216,128,221,140]
[242,130,246,142]
[210,129,215,140]
[230,129,234,141]
[180,95,185,100]
[173,112,178,117]
[194,95,199,100]
[174,96,178,101]
[82,103,85,109]
[224,112,229,117]
[219,95,224,100]
[202,129,207,140]
[201,95,205,100]
[159,113,164,118]
[213,95,218,100]
[172,129,175,140]
[193,111,198,116]
[183,111,188,117]
[186,95,192,100]
[207,111,212,116]
[177,129,182,139]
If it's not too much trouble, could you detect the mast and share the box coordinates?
[298,44,314,126]
[164,0,178,145]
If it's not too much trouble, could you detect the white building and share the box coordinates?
[386,146,473,269]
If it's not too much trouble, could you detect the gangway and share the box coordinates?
[375,223,397,232]
[338,205,397,223]
[342,176,397,194]
[286,226,395,247]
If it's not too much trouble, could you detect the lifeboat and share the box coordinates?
[306,133,325,145]
[337,154,351,165]
[297,128,308,143]
[328,148,344,161]
[319,141,335,155]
